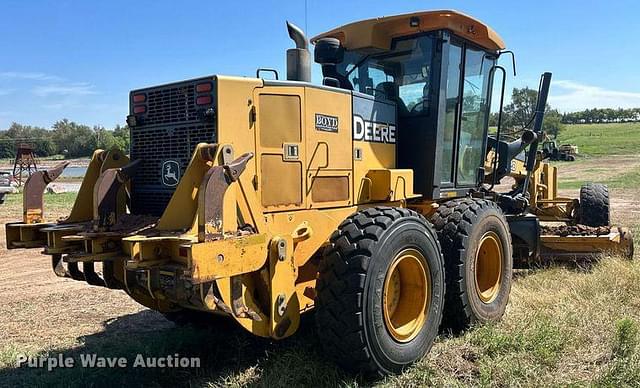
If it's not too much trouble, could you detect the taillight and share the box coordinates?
[196,95,212,105]
[134,105,146,114]
[133,93,146,103]
[196,82,212,93]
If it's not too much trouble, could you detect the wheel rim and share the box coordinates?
[474,231,503,304]
[383,248,431,342]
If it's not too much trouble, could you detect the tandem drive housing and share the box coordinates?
[16,354,201,371]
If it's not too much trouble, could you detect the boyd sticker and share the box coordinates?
[353,115,396,144]
[315,113,339,132]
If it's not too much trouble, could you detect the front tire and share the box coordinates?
[431,198,513,331]
[315,207,445,376]
[578,183,610,227]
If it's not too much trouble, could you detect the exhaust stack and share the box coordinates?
[286,21,311,82]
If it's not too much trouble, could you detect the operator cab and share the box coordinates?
[312,10,505,199]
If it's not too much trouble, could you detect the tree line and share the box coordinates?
[561,108,640,124]
[491,87,640,132]
[0,120,130,159]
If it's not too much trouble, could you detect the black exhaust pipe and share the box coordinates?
[286,21,311,82]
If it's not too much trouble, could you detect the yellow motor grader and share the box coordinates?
[5,10,633,376]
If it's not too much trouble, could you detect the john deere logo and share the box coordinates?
[162,160,180,187]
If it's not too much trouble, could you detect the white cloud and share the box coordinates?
[0,71,62,81]
[33,82,96,97]
[549,80,640,112]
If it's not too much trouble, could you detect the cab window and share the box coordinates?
[338,34,436,116]
[457,47,494,185]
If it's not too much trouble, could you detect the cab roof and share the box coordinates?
[311,10,505,52]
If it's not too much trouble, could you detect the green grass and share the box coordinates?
[605,166,640,189]
[3,191,77,209]
[557,122,640,156]
[558,164,640,190]
[550,122,640,189]
[2,192,77,220]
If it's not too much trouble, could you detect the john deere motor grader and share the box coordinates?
[5,10,634,376]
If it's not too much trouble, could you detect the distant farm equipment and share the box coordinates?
[543,139,578,161]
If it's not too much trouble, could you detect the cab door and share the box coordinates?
[438,36,494,194]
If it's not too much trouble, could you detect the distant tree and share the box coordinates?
[560,107,640,124]
[503,88,539,129]
[4,122,56,156]
[499,87,565,137]
[0,134,15,158]
[93,125,117,150]
[112,124,130,153]
[488,112,500,127]
[543,110,564,137]
[0,120,131,159]
[51,119,96,157]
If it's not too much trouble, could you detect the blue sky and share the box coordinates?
[1,0,640,129]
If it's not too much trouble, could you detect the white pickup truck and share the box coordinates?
[0,171,14,204]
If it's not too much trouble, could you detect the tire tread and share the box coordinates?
[430,198,511,330]
[579,183,610,227]
[315,206,442,376]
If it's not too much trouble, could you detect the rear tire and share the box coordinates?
[579,183,610,227]
[431,198,513,331]
[315,207,445,376]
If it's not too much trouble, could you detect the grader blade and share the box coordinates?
[540,225,634,260]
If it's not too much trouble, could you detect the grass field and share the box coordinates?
[0,122,638,387]
[556,122,640,156]
[553,122,640,189]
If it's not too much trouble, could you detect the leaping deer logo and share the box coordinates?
[162,161,180,186]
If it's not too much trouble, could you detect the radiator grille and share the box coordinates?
[144,85,198,126]
[130,189,175,217]
[129,77,217,216]
[130,122,216,215]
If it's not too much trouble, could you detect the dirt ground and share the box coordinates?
[0,220,173,356]
[0,157,638,384]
